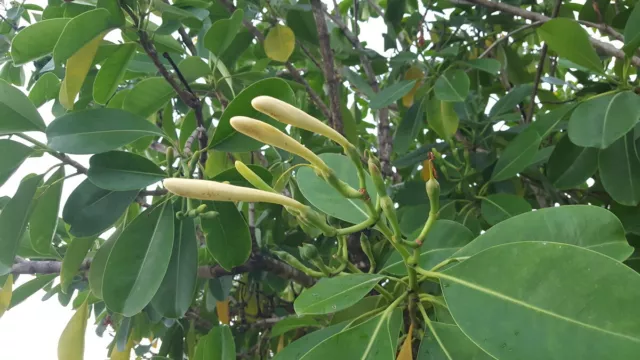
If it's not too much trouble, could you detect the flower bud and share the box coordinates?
[166,146,175,176]
[234,161,274,193]
[426,177,440,212]
[367,158,386,195]
[299,243,320,262]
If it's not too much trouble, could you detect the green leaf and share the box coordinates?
[204,9,243,55]
[393,97,425,154]
[461,58,501,75]
[299,309,403,359]
[547,134,598,189]
[53,9,112,64]
[178,110,197,153]
[193,325,235,360]
[9,274,57,309]
[382,220,474,275]
[599,132,640,206]
[93,43,136,105]
[58,297,89,360]
[491,104,574,181]
[273,323,349,360]
[370,80,416,110]
[427,97,459,139]
[568,91,640,149]
[271,316,321,338]
[10,18,70,65]
[489,84,533,118]
[209,78,295,152]
[208,164,272,188]
[0,139,32,187]
[0,275,12,318]
[29,72,60,108]
[103,203,174,316]
[29,167,64,255]
[60,237,94,293]
[0,175,42,276]
[434,69,470,102]
[441,241,640,360]
[537,18,603,73]
[97,0,125,27]
[88,234,116,299]
[480,194,532,226]
[46,108,165,154]
[329,295,386,325]
[296,153,378,224]
[286,1,319,45]
[0,78,46,134]
[454,205,633,261]
[417,322,493,360]
[88,151,166,191]
[150,214,198,318]
[200,201,251,270]
[623,4,640,56]
[62,179,138,237]
[294,274,383,315]
[152,0,198,19]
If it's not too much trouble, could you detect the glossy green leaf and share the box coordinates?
[427,97,459,139]
[0,175,42,276]
[370,80,416,110]
[29,72,60,107]
[150,215,197,318]
[294,274,383,315]
[0,78,46,134]
[11,18,70,65]
[382,220,474,275]
[46,108,165,154]
[97,0,125,27]
[623,4,640,56]
[537,18,603,73]
[9,274,57,309]
[271,316,321,338]
[434,69,469,102]
[299,309,402,359]
[30,167,64,255]
[568,91,640,149]
[462,58,501,75]
[209,78,295,152]
[417,322,493,360]
[273,323,349,360]
[329,295,386,325]
[200,201,251,270]
[58,297,89,360]
[204,9,243,55]
[286,1,319,45]
[0,139,32,187]
[599,132,640,206]
[454,205,633,261]
[152,0,198,19]
[489,84,533,118]
[442,241,640,360]
[93,43,136,104]
[491,104,574,181]
[62,179,138,237]
[547,134,598,189]
[393,97,425,153]
[193,325,235,360]
[88,235,116,299]
[88,151,166,191]
[296,153,378,224]
[53,9,112,64]
[480,194,532,226]
[103,203,174,316]
[60,236,94,293]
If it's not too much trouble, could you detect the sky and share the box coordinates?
[0,1,389,359]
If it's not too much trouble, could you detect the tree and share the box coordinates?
[1,0,640,358]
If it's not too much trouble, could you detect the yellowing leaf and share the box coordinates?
[264,25,295,62]
[110,336,134,360]
[277,334,285,353]
[0,274,13,318]
[216,299,230,325]
[58,298,89,360]
[402,66,424,107]
[397,323,414,360]
[59,34,104,110]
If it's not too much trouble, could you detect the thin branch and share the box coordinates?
[178,27,198,56]
[16,133,88,174]
[478,21,543,59]
[310,0,344,134]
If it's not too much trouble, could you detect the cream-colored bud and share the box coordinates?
[251,96,351,148]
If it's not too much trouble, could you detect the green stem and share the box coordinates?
[429,257,469,272]
[418,302,453,360]
[415,211,438,245]
[345,263,394,301]
[336,214,379,235]
[418,293,447,308]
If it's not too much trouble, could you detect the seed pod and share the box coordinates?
[251,96,351,148]
[165,146,175,176]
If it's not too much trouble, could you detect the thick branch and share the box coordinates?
[452,0,640,67]
[310,0,344,134]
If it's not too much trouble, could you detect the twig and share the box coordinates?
[0,13,18,31]
[478,21,543,59]
[16,133,88,174]
[526,0,563,124]
[310,0,344,134]
[178,27,197,56]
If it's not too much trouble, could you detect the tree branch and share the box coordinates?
[178,27,198,56]
[310,0,344,134]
